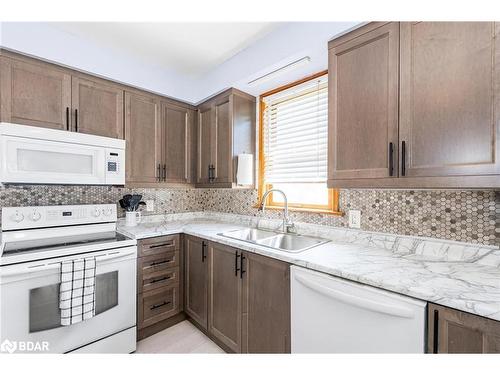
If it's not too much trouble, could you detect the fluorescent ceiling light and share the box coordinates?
[247,56,311,86]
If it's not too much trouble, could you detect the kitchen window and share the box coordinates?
[258,71,340,214]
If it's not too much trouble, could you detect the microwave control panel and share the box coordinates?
[105,148,125,185]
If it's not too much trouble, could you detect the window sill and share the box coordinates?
[252,204,344,216]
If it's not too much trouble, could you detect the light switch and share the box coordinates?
[348,210,361,229]
[145,200,155,212]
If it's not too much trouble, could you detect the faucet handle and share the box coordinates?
[286,222,297,234]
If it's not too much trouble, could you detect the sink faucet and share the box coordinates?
[258,189,296,233]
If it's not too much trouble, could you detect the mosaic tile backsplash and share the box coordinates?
[1,185,499,246]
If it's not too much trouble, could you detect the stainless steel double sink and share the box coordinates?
[218,228,329,253]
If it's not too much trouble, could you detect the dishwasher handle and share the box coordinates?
[294,274,416,319]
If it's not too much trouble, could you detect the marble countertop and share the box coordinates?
[118,212,500,322]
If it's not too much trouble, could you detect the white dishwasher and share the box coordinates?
[291,266,426,353]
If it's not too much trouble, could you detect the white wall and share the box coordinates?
[0,22,361,104]
[196,22,360,101]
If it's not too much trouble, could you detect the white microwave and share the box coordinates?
[0,123,125,185]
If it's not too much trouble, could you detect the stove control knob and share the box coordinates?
[11,211,25,223]
[91,208,101,217]
[31,211,42,222]
[103,207,113,216]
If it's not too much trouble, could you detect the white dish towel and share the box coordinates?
[59,257,96,326]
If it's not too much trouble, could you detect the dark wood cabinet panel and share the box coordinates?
[400,22,500,178]
[184,235,208,330]
[137,234,184,339]
[71,76,124,138]
[0,57,71,130]
[196,88,256,188]
[328,22,399,183]
[162,102,191,183]
[241,252,290,353]
[213,98,232,184]
[328,22,500,188]
[124,91,162,184]
[197,105,213,184]
[428,303,500,353]
[138,285,181,330]
[208,242,242,352]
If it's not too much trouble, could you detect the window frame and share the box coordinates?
[257,70,341,215]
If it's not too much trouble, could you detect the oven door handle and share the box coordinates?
[0,250,137,278]
[0,263,61,277]
[94,250,137,262]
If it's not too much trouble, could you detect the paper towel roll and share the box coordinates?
[236,154,253,185]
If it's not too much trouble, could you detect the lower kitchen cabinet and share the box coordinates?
[428,303,500,353]
[137,234,184,340]
[208,242,243,352]
[183,236,290,353]
[242,252,290,353]
[184,235,209,330]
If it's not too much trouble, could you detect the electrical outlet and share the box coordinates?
[348,210,361,229]
[145,200,155,212]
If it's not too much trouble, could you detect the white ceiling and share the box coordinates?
[50,22,280,77]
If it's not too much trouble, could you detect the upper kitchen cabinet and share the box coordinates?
[0,52,124,139]
[161,101,195,184]
[0,56,71,130]
[124,91,162,184]
[328,22,500,189]
[328,22,399,183]
[399,22,500,184]
[71,75,124,138]
[125,91,196,187]
[196,88,256,188]
[197,102,213,184]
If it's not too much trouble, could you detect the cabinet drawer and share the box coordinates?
[139,266,180,293]
[138,251,179,276]
[138,234,179,257]
[138,285,180,329]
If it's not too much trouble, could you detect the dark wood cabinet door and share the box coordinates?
[197,105,213,184]
[124,91,162,183]
[72,76,124,138]
[162,102,190,183]
[328,22,399,184]
[0,57,71,130]
[241,252,290,353]
[208,242,242,352]
[184,235,208,330]
[213,97,232,184]
[400,22,500,178]
[428,303,500,353]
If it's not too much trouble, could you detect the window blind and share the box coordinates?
[262,76,328,183]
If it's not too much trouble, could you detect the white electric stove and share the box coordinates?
[0,204,138,354]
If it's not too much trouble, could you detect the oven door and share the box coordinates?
[0,135,106,185]
[0,246,137,353]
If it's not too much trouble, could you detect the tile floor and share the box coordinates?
[135,320,224,354]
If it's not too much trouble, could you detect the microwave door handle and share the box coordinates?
[294,274,416,319]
